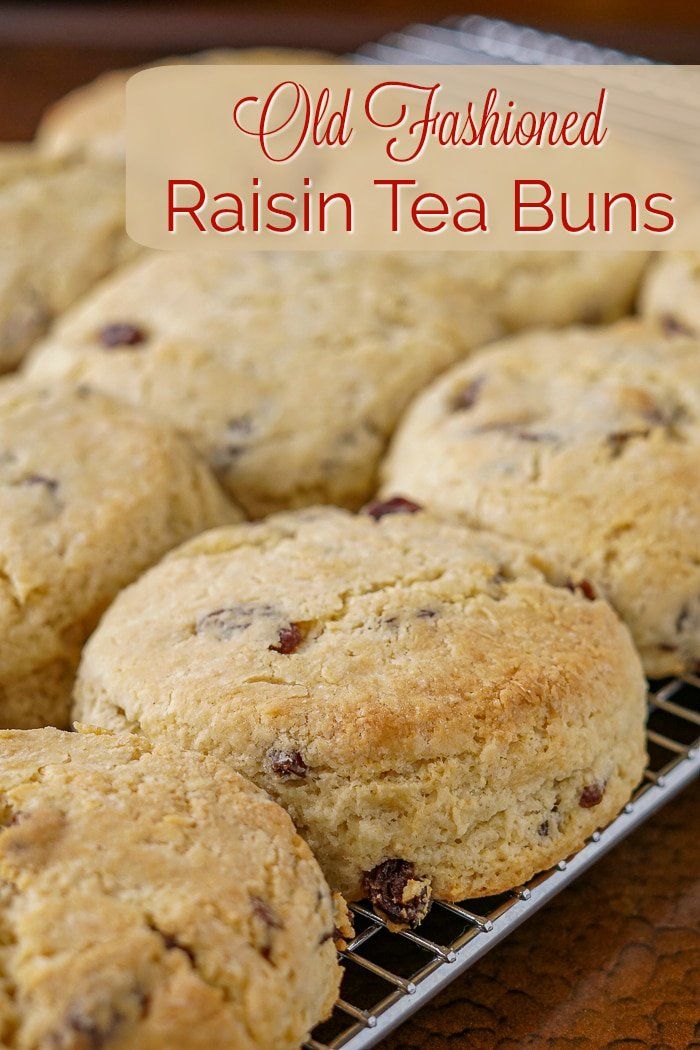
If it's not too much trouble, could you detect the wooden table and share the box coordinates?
[1,7,699,1045]
[385,781,699,1050]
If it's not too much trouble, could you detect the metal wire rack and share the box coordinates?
[306,675,700,1049]
[354,13,650,65]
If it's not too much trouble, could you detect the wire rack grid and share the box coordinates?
[306,675,700,1050]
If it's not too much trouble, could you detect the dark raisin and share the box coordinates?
[265,748,308,780]
[196,603,279,640]
[211,417,255,472]
[227,415,253,437]
[676,606,691,634]
[579,782,605,808]
[451,376,484,411]
[362,859,432,928]
[251,897,282,960]
[63,1011,111,1050]
[660,314,693,337]
[566,578,597,601]
[416,608,437,619]
[362,496,422,521]
[643,404,671,427]
[98,323,147,348]
[20,473,58,493]
[607,429,650,457]
[269,623,304,654]
[163,933,194,964]
[212,417,255,466]
[251,898,282,929]
[148,920,196,965]
[538,820,550,837]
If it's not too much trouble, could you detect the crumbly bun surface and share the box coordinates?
[0,727,340,1050]
[75,506,647,905]
[26,248,650,516]
[0,380,239,729]
[382,321,700,676]
[405,251,648,332]
[0,154,135,371]
[0,145,37,188]
[26,251,500,515]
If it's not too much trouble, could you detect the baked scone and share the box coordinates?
[0,153,134,371]
[37,48,338,162]
[639,251,700,336]
[382,321,700,677]
[0,380,239,730]
[406,251,649,333]
[74,506,647,916]
[25,246,650,516]
[25,250,499,516]
[0,726,340,1050]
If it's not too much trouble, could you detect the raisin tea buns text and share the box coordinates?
[75,506,647,922]
[0,143,36,187]
[0,380,239,729]
[382,322,700,677]
[0,727,340,1050]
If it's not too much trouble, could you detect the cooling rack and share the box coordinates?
[307,675,700,1050]
[353,13,650,64]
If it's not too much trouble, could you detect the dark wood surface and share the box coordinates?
[386,781,700,1050]
[1,9,699,1045]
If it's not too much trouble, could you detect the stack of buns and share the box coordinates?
[0,49,694,1050]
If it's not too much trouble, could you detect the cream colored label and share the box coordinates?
[126,64,700,250]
